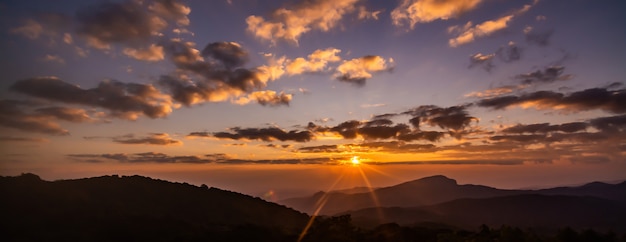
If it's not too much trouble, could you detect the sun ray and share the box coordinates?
[357,166,385,223]
[297,172,346,242]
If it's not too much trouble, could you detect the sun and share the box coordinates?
[350,156,360,165]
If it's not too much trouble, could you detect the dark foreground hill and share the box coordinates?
[345,194,626,232]
[0,173,308,241]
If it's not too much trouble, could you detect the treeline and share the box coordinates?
[300,215,626,242]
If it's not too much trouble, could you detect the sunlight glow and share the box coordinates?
[351,156,360,165]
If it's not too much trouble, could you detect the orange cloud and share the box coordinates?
[233,90,292,106]
[246,0,359,44]
[392,0,483,29]
[286,48,341,75]
[448,3,535,47]
[123,44,165,62]
[335,55,394,85]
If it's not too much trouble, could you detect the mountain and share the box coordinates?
[345,194,626,232]
[536,181,626,201]
[279,175,626,216]
[280,175,523,215]
[0,173,308,241]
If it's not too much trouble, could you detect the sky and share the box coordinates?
[0,0,625,199]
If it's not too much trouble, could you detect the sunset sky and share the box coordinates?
[1,0,625,198]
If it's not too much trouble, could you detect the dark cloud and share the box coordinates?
[358,123,410,140]
[297,145,340,153]
[397,131,446,142]
[496,42,522,63]
[75,1,163,48]
[327,120,362,139]
[589,114,626,132]
[477,88,626,113]
[490,134,546,143]
[502,122,588,134]
[11,77,174,120]
[75,0,190,49]
[525,29,554,46]
[112,133,182,145]
[468,53,494,72]
[359,141,438,153]
[212,127,313,142]
[514,66,572,85]
[0,99,69,135]
[69,152,217,163]
[404,105,477,131]
[201,42,249,69]
[159,40,284,106]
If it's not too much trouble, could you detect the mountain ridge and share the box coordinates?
[279,175,626,215]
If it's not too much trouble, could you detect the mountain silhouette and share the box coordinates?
[279,175,626,216]
[0,173,308,241]
[280,175,522,215]
[345,194,626,232]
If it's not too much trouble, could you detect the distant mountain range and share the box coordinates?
[2,173,625,241]
[0,173,308,241]
[279,175,626,231]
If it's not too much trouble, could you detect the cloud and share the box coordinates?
[286,48,341,75]
[11,77,175,120]
[448,15,514,47]
[201,41,249,69]
[335,55,394,85]
[502,122,589,134]
[405,105,477,131]
[477,88,626,113]
[496,41,522,63]
[464,85,522,98]
[202,127,314,142]
[74,0,190,50]
[40,55,66,64]
[148,0,191,26]
[391,0,483,29]
[298,144,340,153]
[10,14,71,41]
[514,66,572,85]
[525,28,553,46]
[357,6,382,20]
[34,107,96,123]
[159,40,286,107]
[468,53,494,72]
[123,44,165,61]
[112,133,182,145]
[589,114,626,132]
[0,99,69,135]
[0,136,48,143]
[448,3,534,47]
[234,90,292,106]
[246,0,359,44]
[69,152,219,163]
[75,1,165,49]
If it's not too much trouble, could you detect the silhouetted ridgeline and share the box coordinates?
[0,173,308,241]
[2,173,625,242]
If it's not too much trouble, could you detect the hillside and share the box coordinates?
[0,173,308,241]
[345,194,626,232]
